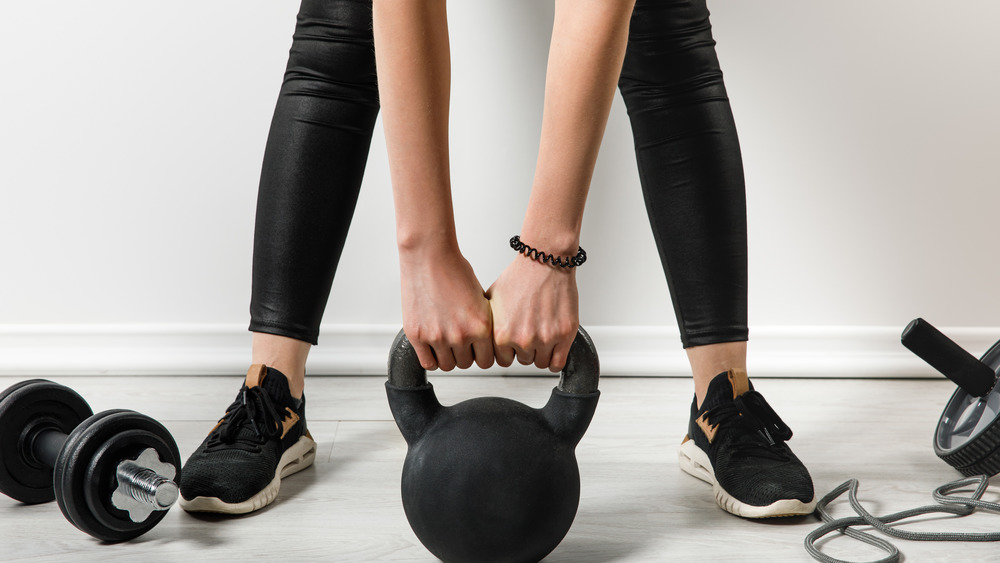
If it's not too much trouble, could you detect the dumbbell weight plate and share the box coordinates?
[935,340,1000,475]
[0,380,93,504]
[54,409,181,542]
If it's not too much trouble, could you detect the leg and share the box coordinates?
[618,0,814,518]
[617,0,748,406]
[249,0,381,395]
[180,0,379,515]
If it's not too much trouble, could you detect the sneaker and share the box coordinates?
[678,369,816,518]
[179,364,316,514]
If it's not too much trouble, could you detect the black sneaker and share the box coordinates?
[678,369,816,518]
[179,364,316,514]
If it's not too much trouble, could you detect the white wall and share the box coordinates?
[1,1,998,376]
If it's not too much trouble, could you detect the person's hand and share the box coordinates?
[399,246,494,372]
[487,256,579,372]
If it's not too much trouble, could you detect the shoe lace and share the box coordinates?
[211,387,283,449]
[704,390,794,460]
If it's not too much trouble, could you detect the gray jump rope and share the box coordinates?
[805,475,1000,562]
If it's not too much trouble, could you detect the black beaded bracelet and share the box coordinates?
[509,235,587,268]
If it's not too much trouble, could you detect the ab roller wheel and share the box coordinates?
[805,320,1000,563]
[0,380,181,542]
[386,326,601,563]
[902,318,1000,476]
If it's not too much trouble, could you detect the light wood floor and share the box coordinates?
[2,375,999,562]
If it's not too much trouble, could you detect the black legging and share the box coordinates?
[249,0,748,349]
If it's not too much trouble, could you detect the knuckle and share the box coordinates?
[557,321,577,340]
[410,325,445,347]
[536,326,553,345]
[445,330,464,347]
[474,325,492,343]
[427,330,445,346]
[403,324,421,342]
[512,334,535,351]
[492,327,511,346]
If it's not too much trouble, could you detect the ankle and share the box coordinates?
[686,341,748,408]
[251,332,311,399]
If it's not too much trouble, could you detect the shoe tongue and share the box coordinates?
[263,367,293,408]
[244,364,293,408]
[222,365,292,442]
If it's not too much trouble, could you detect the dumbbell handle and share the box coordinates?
[31,428,67,469]
[31,428,178,512]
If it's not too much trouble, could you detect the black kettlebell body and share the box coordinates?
[386,328,600,563]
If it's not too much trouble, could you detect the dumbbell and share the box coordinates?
[0,379,181,542]
[901,318,1000,476]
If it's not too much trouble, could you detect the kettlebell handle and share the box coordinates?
[387,326,600,394]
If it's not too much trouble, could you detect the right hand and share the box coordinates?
[486,253,579,373]
[399,245,494,372]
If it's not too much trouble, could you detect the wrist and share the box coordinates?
[516,228,580,258]
[396,226,458,256]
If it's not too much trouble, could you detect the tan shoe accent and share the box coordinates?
[696,413,720,443]
[246,364,268,388]
[206,418,226,436]
[728,368,750,398]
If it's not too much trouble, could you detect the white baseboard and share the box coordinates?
[0,324,996,378]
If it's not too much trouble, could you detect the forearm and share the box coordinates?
[372,2,493,371]
[372,0,455,253]
[522,0,635,254]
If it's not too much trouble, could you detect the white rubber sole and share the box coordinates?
[678,437,816,519]
[180,433,317,514]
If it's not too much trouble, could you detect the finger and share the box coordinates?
[533,344,554,371]
[472,338,495,369]
[549,339,572,373]
[515,345,535,366]
[453,342,475,370]
[494,343,515,367]
[434,345,458,372]
[411,340,439,371]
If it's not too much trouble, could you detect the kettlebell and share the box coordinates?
[385,326,601,563]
